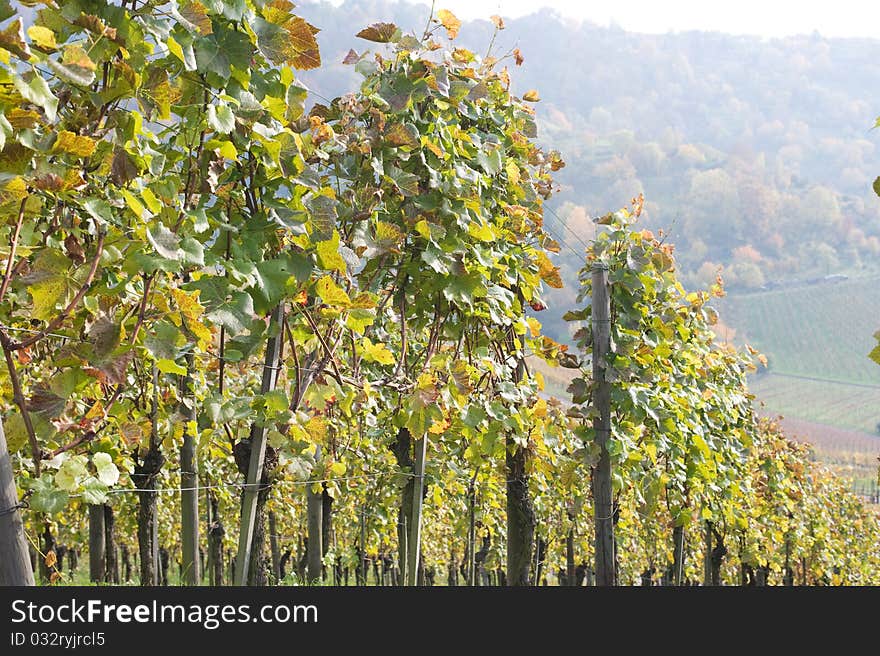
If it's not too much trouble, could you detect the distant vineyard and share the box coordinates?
[718,275,880,385]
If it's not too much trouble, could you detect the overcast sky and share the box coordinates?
[336,0,880,39]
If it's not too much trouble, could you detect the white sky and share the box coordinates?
[381,0,880,39]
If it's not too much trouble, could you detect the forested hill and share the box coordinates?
[296,0,880,344]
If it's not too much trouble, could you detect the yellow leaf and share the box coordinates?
[536,251,563,288]
[52,131,97,158]
[315,231,347,274]
[526,316,541,337]
[62,44,97,71]
[315,275,351,307]
[122,189,147,219]
[522,89,540,102]
[172,288,205,323]
[27,25,56,51]
[359,337,395,366]
[84,400,105,421]
[141,187,161,214]
[305,416,327,444]
[505,158,521,185]
[436,9,461,39]
[533,398,547,418]
[428,416,449,435]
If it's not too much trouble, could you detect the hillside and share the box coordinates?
[711,276,880,437]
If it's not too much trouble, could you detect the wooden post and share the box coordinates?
[88,504,106,583]
[566,521,575,586]
[0,413,35,585]
[506,287,535,586]
[591,263,616,586]
[359,508,367,586]
[672,524,685,585]
[136,362,162,586]
[306,446,323,585]
[467,484,476,586]
[104,505,119,584]
[703,520,712,586]
[180,353,199,585]
[235,305,284,585]
[407,436,427,586]
[269,510,281,583]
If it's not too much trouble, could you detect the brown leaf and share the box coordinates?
[180,0,212,35]
[44,550,57,568]
[436,9,461,39]
[286,17,321,70]
[99,350,134,385]
[513,48,524,66]
[31,173,65,192]
[111,149,139,186]
[73,14,119,43]
[342,48,360,65]
[490,15,505,30]
[0,19,31,60]
[6,108,41,129]
[87,314,121,361]
[384,123,419,148]
[64,234,85,264]
[356,22,397,43]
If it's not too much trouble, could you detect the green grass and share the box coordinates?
[750,373,880,435]
[715,275,880,443]
[717,275,880,386]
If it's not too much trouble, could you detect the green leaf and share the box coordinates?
[13,70,58,122]
[194,27,252,81]
[0,0,14,23]
[157,358,187,375]
[26,249,75,321]
[306,195,338,240]
[869,342,880,366]
[55,456,88,491]
[29,475,69,514]
[2,413,28,454]
[206,290,254,335]
[83,198,113,225]
[0,113,11,151]
[443,273,487,308]
[180,237,205,266]
[93,452,120,486]
[167,34,197,71]
[252,254,312,314]
[147,223,181,260]
[263,389,290,414]
[873,176,880,198]
[477,147,502,175]
[81,476,109,505]
[207,102,236,134]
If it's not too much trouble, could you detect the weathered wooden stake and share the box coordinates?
[591,263,616,586]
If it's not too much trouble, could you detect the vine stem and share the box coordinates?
[0,338,41,477]
[421,0,437,41]
[10,230,106,351]
[0,197,27,305]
